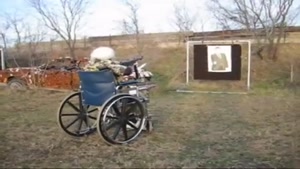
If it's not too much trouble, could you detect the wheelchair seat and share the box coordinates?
[78,69,117,106]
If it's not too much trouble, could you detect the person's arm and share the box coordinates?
[102,60,129,76]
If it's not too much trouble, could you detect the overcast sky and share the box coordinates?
[0,0,217,38]
[1,0,299,39]
[83,0,216,36]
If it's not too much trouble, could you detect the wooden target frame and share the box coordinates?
[184,40,252,93]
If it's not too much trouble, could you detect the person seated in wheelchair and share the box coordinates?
[82,47,150,131]
[83,47,136,82]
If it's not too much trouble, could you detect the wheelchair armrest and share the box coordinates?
[118,80,139,87]
[120,56,143,66]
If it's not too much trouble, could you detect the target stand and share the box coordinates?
[179,39,252,94]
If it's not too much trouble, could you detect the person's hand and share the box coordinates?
[121,75,134,82]
[129,72,136,78]
[122,76,129,81]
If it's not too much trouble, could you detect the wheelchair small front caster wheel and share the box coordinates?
[146,118,153,133]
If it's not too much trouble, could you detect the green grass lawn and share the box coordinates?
[0,89,299,168]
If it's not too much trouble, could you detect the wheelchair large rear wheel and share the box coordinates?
[97,95,146,145]
[57,92,99,137]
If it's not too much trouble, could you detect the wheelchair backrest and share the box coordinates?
[78,69,117,106]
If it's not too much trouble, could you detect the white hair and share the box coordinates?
[89,47,116,64]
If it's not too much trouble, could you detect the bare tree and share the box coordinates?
[2,12,28,68]
[171,0,197,44]
[208,0,299,60]
[3,11,55,88]
[172,1,196,32]
[2,11,49,67]
[24,21,47,66]
[7,15,26,54]
[27,0,91,59]
[0,17,10,50]
[121,0,143,54]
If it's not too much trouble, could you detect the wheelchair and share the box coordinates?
[56,62,155,145]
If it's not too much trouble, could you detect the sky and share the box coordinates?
[81,0,215,36]
[0,0,216,38]
[0,0,299,40]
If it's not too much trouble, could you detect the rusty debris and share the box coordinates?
[0,57,89,90]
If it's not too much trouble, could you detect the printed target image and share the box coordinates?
[207,45,232,72]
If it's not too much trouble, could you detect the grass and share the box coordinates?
[0,44,299,168]
[0,88,299,168]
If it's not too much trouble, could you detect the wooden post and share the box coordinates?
[290,63,294,83]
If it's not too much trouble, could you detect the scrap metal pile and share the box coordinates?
[37,57,89,71]
[2,47,153,91]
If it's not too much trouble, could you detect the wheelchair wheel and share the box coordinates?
[57,92,99,137]
[97,95,147,145]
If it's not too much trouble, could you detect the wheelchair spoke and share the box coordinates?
[61,113,78,117]
[88,108,98,113]
[128,114,138,123]
[66,117,80,129]
[106,115,119,120]
[121,98,128,113]
[97,95,147,145]
[83,117,89,127]
[113,124,122,140]
[128,114,140,120]
[122,124,128,140]
[127,121,139,130]
[106,120,120,131]
[78,94,83,108]
[88,115,97,120]
[66,101,81,113]
[125,104,136,114]
[58,92,98,137]
[112,105,121,116]
[77,118,83,133]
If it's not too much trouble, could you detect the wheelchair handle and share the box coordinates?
[120,55,143,66]
[133,64,139,79]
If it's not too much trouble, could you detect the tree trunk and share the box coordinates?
[135,33,142,55]
[271,46,278,61]
[69,47,76,59]
[267,39,278,61]
[67,41,76,59]
[271,32,283,61]
[0,33,7,50]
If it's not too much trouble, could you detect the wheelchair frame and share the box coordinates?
[56,68,155,145]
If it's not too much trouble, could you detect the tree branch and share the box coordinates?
[27,0,90,59]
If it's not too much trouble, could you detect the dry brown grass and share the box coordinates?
[1,39,300,168]
[0,88,299,168]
